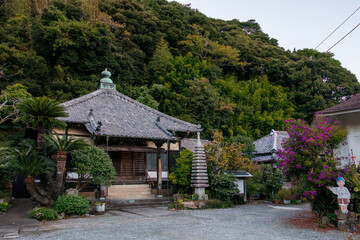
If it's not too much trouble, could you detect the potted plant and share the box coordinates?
[273,192,282,204]
[282,189,291,204]
[277,189,292,204]
[95,202,106,212]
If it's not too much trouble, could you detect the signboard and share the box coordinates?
[236,179,244,194]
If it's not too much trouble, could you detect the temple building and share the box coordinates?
[56,69,202,199]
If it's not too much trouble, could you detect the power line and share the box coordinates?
[315,5,360,50]
[326,22,360,52]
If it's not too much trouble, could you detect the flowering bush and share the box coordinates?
[278,117,347,216]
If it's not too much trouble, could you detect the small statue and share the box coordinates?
[327,177,351,214]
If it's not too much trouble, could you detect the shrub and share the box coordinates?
[246,177,263,200]
[208,171,239,201]
[168,149,193,193]
[29,208,59,221]
[70,146,116,191]
[277,189,292,200]
[0,202,9,212]
[261,165,283,199]
[54,195,89,216]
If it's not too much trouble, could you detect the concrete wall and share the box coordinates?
[326,111,360,167]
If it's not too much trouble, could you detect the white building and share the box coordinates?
[318,93,360,167]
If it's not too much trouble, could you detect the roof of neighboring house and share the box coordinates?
[320,93,360,115]
[181,138,209,153]
[252,130,289,162]
[59,88,200,141]
[228,170,253,178]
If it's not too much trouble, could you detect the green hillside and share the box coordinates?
[0,0,359,139]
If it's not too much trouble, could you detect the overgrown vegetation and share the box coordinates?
[29,208,59,221]
[168,149,193,193]
[54,195,89,216]
[0,0,358,140]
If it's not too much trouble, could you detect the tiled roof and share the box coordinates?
[253,130,289,154]
[59,89,199,140]
[181,138,209,153]
[320,93,360,115]
[228,170,253,178]
[252,130,289,162]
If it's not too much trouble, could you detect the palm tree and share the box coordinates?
[16,96,68,149]
[44,133,89,196]
[5,140,55,205]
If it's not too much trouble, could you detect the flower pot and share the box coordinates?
[95,202,106,212]
[101,203,106,212]
[283,199,291,205]
[274,200,282,204]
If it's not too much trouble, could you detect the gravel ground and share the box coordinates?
[18,203,346,240]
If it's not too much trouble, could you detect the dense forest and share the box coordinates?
[0,0,359,140]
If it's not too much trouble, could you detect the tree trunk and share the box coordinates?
[37,127,46,150]
[55,151,67,197]
[25,182,52,206]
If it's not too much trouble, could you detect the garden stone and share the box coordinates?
[338,220,358,232]
[173,193,180,202]
[196,201,206,208]
[335,210,357,221]
[65,188,79,196]
[182,201,196,209]
[320,216,329,227]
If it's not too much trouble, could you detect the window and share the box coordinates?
[147,153,168,171]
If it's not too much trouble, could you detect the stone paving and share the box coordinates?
[0,199,38,239]
[3,203,347,240]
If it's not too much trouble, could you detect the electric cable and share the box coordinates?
[315,5,360,50]
[326,22,360,52]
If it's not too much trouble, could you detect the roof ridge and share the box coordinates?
[62,89,198,128]
[320,93,360,114]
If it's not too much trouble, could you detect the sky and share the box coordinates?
[174,0,360,81]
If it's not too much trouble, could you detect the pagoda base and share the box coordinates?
[193,187,208,200]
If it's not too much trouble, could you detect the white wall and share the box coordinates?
[326,111,360,168]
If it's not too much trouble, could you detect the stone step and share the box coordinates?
[105,198,170,209]
[107,184,154,200]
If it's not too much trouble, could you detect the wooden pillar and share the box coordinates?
[167,140,170,190]
[155,142,164,197]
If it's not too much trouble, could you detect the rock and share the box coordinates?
[338,220,358,232]
[196,201,206,209]
[182,201,197,209]
[335,210,358,221]
[58,212,65,220]
[65,188,79,196]
[173,193,180,202]
[320,216,329,226]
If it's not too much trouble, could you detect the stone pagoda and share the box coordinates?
[191,128,209,200]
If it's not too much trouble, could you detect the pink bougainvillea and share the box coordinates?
[278,116,347,199]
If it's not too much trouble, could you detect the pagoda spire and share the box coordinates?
[98,68,116,90]
[191,125,209,200]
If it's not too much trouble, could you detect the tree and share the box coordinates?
[4,139,55,205]
[0,83,32,125]
[168,149,193,193]
[205,131,260,175]
[16,96,68,148]
[147,38,173,84]
[44,133,89,196]
[70,146,116,191]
